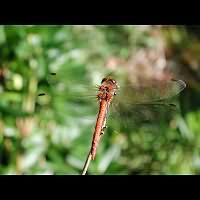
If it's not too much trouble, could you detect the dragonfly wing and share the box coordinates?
[37,72,100,125]
[105,78,186,131]
[38,71,100,100]
[115,79,186,105]
[108,99,179,131]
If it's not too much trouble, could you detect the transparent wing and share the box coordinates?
[38,72,99,98]
[108,100,178,131]
[36,74,186,133]
[36,72,100,125]
[107,78,186,130]
[115,79,186,105]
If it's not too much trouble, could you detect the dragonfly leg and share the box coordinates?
[100,118,107,135]
[100,125,107,135]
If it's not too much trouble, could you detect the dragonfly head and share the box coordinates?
[101,76,118,85]
[98,77,119,101]
[101,77,119,89]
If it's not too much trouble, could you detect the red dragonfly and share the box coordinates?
[90,77,119,160]
[37,72,186,173]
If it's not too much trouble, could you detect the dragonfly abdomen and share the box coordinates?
[91,100,108,160]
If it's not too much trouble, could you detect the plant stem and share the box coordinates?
[81,151,92,175]
[81,119,105,175]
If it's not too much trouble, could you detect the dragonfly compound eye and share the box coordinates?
[101,78,107,84]
[111,80,116,84]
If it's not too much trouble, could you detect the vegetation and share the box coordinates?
[0,25,200,175]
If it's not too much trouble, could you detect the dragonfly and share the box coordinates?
[37,72,186,173]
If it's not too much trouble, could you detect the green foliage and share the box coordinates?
[0,25,200,174]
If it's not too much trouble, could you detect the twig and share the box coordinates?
[81,151,92,175]
[81,134,104,175]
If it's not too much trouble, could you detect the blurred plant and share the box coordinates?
[0,25,199,174]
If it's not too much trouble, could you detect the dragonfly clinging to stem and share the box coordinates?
[37,72,186,175]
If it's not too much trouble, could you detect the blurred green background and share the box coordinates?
[0,25,200,175]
